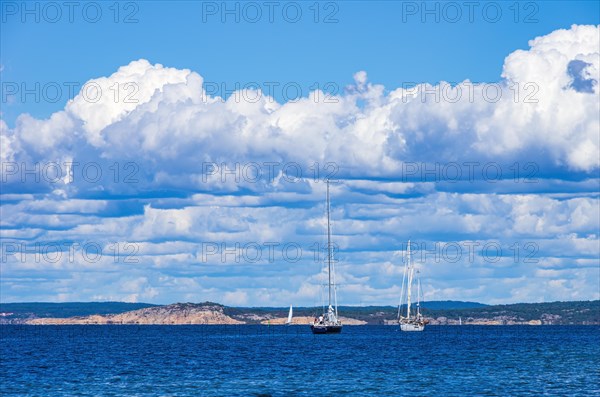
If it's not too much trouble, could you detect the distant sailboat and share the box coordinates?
[286,305,293,325]
[311,180,343,334]
[398,240,427,332]
[459,316,462,325]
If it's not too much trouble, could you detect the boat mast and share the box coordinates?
[416,273,421,318]
[397,242,408,320]
[326,179,332,309]
[406,242,413,320]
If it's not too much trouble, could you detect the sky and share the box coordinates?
[0,1,599,306]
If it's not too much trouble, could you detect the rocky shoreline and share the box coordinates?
[2,300,598,325]
[26,303,244,325]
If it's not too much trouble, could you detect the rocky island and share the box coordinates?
[25,303,244,325]
[1,300,598,325]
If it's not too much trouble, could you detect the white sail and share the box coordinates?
[286,305,293,324]
[397,244,408,321]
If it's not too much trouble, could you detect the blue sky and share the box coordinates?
[2,1,598,124]
[0,1,599,305]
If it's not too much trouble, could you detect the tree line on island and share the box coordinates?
[0,300,598,325]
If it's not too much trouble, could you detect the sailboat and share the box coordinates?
[286,305,293,325]
[398,240,427,332]
[311,180,342,334]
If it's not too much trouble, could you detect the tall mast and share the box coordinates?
[406,241,412,319]
[416,272,421,318]
[326,179,332,308]
[397,243,408,320]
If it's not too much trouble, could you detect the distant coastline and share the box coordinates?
[1,300,598,325]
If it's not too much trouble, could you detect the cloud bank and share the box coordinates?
[1,25,598,305]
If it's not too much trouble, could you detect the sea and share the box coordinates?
[1,325,599,396]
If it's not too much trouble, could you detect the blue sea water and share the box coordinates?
[1,325,599,396]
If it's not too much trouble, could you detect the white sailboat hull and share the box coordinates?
[400,322,425,332]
